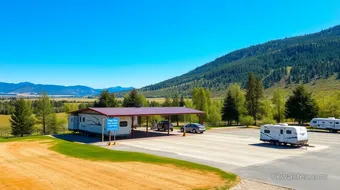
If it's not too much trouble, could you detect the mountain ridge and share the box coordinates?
[0,82,133,96]
[141,25,340,97]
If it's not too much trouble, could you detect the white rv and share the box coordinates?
[310,117,340,133]
[260,123,308,146]
[68,114,138,137]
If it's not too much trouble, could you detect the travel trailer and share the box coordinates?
[68,114,138,137]
[310,117,340,133]
[260,123,308,146]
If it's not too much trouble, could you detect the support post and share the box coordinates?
[131,116,134,138]
[167,116,170,136]
[146,116,149,137]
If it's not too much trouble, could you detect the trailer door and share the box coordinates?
[279,128,285,143]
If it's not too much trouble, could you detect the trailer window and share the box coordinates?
[79,117,82,122]
[280,129,283,134]
[83,117,85,122]
[286,130,292,134]
[264,130,270,134]
[312,121,317,123]
[336,122,339,125]
[120,121,128,127]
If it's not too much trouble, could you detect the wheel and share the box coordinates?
[192,129,197,133]
[180,128,184,132]
[171,128,173,132]
[275,141,280,146]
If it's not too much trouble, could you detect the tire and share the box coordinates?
[192,129,197,133]
[171,128,173,132]
[180,128,184,132]
[275,141,280,146]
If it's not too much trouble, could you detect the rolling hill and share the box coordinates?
[141,25,340,97]
[0,82,133,96]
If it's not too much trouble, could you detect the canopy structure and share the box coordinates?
[70,107,205,137]
[71,107,204,117]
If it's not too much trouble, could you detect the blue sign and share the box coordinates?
[106,118,120,132]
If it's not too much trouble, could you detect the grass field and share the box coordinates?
[0,135,238,189]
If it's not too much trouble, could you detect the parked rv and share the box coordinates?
[68,114,137,137]
[260,123,308,146]
[310,117,340,133]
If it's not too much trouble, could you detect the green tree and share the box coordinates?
[245,73,264,125]
[95,90,119,107]
[78,103,90,110]
[63,103,78,112]
[272,88,286,122]
[10,99,35,137]
[36,92,54,135]
[123,89,145,107]
[285,85,319,124]
[192,88,211,119]
[162,97,172,107]
[259,99,275,124]
[46,113,57,134]
[222,90,238,125]
[239,115,255,128]
[172,94,180,126]
[184,99,198,123]
[208,100,222,123]
[228,83,246,124]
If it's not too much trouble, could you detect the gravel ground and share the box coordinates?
[231,179,291,190]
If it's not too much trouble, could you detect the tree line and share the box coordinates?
[7,72,328,136]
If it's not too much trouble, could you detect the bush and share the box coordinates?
[260,117,276,125]
[239,115,255,127]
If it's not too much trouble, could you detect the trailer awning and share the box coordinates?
[70,107,205,117]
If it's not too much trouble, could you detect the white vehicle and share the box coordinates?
[68,114,138,137]
[310,117,340,133]
[260,123,308,146]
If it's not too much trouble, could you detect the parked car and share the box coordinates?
[156,121,174,131]
[181,123,206,133]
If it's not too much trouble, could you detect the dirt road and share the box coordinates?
[0,141,225,190]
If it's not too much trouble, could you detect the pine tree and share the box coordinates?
[36,92,54,134]
[95,89,118,107]
[222,90,238,125]
[123,89,145,107]
[245,73,264,125]
[179,95,185,107]
[285,85,319,124]
[10,99,35,137]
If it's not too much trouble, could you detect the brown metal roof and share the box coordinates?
[71,107,204,117]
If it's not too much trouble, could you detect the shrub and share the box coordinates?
[239,115,255,127]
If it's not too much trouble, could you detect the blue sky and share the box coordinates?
[0,0,339,88]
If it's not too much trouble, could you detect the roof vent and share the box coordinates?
[279,123,289,126]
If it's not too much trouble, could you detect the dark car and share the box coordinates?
[156,121,174,131]
[181,123,206,133]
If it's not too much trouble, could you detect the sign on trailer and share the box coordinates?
[106,118,120,132]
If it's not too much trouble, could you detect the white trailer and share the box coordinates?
[310,117,340,133]
[68,114,138,137]
[260,123,308,146]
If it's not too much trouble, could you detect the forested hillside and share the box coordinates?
[141,25,340,97]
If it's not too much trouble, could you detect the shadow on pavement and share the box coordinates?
[53,129,181,144]
[249,143,304,149]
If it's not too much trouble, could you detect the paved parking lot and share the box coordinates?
[101,128,340,190]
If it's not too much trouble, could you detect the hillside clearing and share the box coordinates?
[0,136,238,190]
